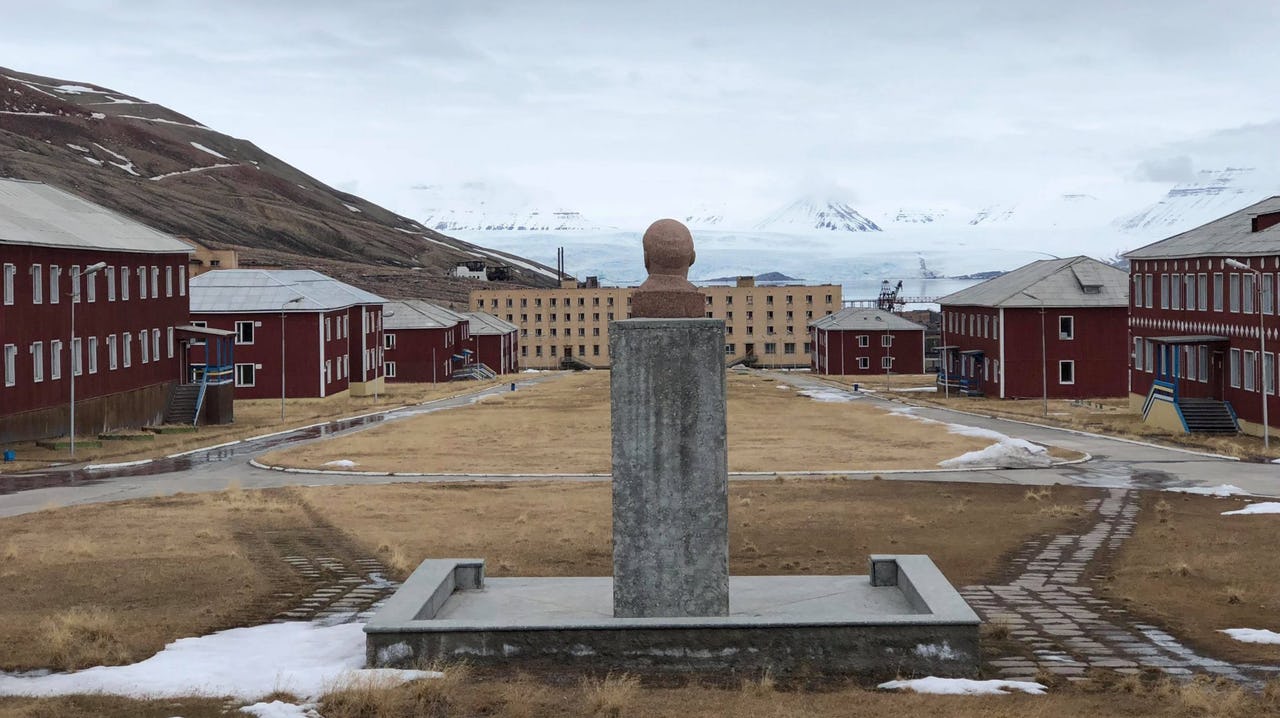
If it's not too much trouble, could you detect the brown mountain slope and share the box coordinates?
[0,66,559,304]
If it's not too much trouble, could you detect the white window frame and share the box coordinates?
[49,265,60,304]
[71,337,82,376]
[88,336,98,374]
[86,268,96,303]
[1213,272,1223,311]
[165,266,173,297]
[3,344,16,386]
[1265,352,1275,395]
[150,265,159,299]
[1133,338,1143,371]
[235,320,255,345]
[1144,273,1153,308]
[1170,273,1181,310]
[385,360,397,378]
[881,334,893,347]
[107,334,118,370]
[137,267,147,299]
[235,363,256,387]
[1058,315,1074,340]
[168,327,175,358]
[1058,359,1075,385]
[1198,273,1208,311]
[70,264,80,303]
[179,266,187,297]
[106,266,116,301]
[139,330,149,364]
[881,355,894,369]
[1243,273,1255,314]
[31,341,44,382]
[1198,345,1209,383]
[1229,348,1241,388]
[123,333,132,368]
[857,356,870,370]
[152,328,160,362]
[31,263,42,305]
[857,335,869,348]
[1160,274,1169,309]
[1244,350,1257,392]
[2,263,14,305]
[190,320,207,347]
[50,339,62,380]
[121,266,130,301]
[1230,273,1241,313]
[384,333,396,350]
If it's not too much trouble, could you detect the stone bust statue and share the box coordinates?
[631,219,706,318]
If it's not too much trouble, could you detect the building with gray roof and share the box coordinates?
[937,256,1129,400]
[383,299,469,383]
[464,312,519,374]
[808,307,927,375]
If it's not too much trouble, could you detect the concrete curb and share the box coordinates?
[83,458,154,471]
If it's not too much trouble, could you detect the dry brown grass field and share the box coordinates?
[820,374,1280,462]
[259,371,1079,474]
[0,379,505,474]
[1111,492,1280,664]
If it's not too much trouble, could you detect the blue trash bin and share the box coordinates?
[510,382,517,391]
[2,450,14,462]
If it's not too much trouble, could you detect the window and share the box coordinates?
[137,267,147,299]
[764,343,777,354]
[1144,274,1153,308]
[140,331,149,364]
[50,337,62,378]
[858,357,870,370]
[535,346,543,357]
[1243,273,1255,314]
[235,321,255,344]
[151,266,159,298]
[179,266,187,296]
[1230,273,1241,312]
[1266,275,1276,316]
[1170,274,1181,310]
[31,342,44,382]
[1145,341,1154,373]
[1133,338,1143,370]
[1184,273,1195,311]
[1159,274,1169,309]
[1058,360,1075,384]
[3,344,15,386]
[784,343,796,354]
[1198,345,1209,382]
[858,335,869,348]
[87,269,97,302]
[881,356,894,369]
[32,264,42,304]
[153,329,160,362]
[1132,275,1142,307]
[725,344,735,354]
[1244,351,1257,392]
[385,361,397,378]
[1059,316,1074,340]
[49,265,60,304]
[3,263,14,305]
[384,333,396,350]
[881,335,893,347]
[1213,272,1223,311]
[1229,348,1241,388]
[71,337,81,376]
[120,266,129,301]
[235,363,256,387]
[69,264,81,303]
[86,336,98,374]
[593,345,600,356]
[122,333,132,367]
[107,334,118,370]
[1266,352,1275,395]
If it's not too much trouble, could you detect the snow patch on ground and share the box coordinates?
[0,622,435,701]
[65,143,88,152]
[938,439,1053,469]
[1221,628,1280,644]
[241,701,321,717]
[323,459,358,468]
[879,677,1047,695]
[83,157,103,166]
[191,141,228,159]
[92,142,139,176]
[1222,502,1280,516]
[54,84,97,94]
[799,389,856,402]
[1167,484,1251,497]
[150,163,237,181]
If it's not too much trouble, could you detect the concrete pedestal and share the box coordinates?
[609,319,728,618]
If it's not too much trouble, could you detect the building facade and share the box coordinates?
[1124,197,1280,436]
[937,256,1129,399]
[464,312,519,374]
[809,308,927,375]
[0,179,193,443]
[383,300,468,383]
[189,270,387,400]
[470,277,840,369]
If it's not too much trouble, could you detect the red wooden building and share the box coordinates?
[1124,196,1280,436]
[809,308,926,375]
[383,300,468,383]
[937,256,1129,399]
[189,270,387,400]
[464,312,519,374]
[0,179,195,443]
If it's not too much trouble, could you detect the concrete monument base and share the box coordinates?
[365,556,980,676]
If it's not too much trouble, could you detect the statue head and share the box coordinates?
[642,219,696,279]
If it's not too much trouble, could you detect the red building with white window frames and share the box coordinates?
[1124,197,1280,436]
[383,300,469,383]
[937,256,1129,399]
[464,312,519,374]
[809,308,926,375]
[188,270,387,400]
[0,178,193,443]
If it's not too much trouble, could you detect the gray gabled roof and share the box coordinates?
[384,299,467,330]
[190,269,387,313]
[0,177,193,254]
[937,256,1128,308]
[464,311,518,335]
[1124,196,1280,260]
[808,307,925,331]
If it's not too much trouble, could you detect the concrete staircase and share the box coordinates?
[1177,397,1239,434]
[162,384,202,425]
[453,363,497,380]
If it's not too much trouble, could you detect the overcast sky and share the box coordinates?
[6,0,1280,222]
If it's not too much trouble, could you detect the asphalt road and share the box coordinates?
[0,370,1274,519]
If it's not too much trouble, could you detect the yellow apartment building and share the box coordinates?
[470,277,841,369]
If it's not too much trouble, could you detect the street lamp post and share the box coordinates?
[940,310,950,399]
[69,262,107,459]
[1022,291,1048,417]
[1224,258,1268,449]
[280,296,303,423]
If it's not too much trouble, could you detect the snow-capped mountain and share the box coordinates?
[887,208,951,225]
[400,181,610,232]
[753,195,882,233]
[964,190,1163,230]
[1114,168,1280,236]
[682,204,730,230]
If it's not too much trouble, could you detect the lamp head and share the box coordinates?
[1224,258,1252,271]
[84,262,107,274]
